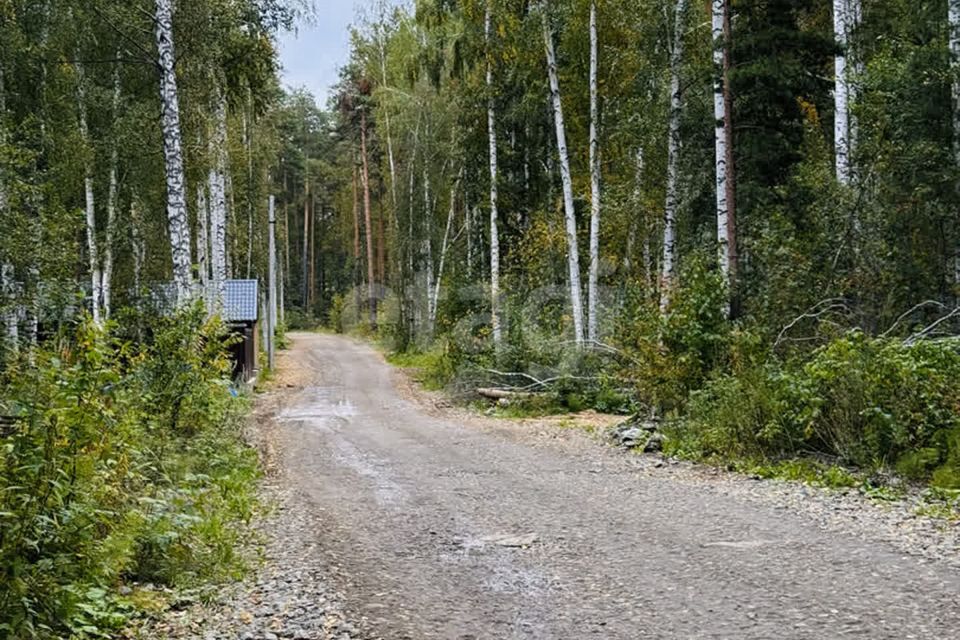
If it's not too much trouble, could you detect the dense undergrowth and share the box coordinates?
[357,258,960,494]
[0,305,259,639]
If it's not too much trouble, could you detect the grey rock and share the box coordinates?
[643,432,665,453]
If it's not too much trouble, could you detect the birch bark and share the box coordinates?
[76,61,102,325]
[833,0,861,185]
[661,0,688,314]
[197,183,209,287]
[209,84,229,307]
[542,1,585,344]
[712,0,730,290]
[430,173,461,336]
[0,66,16,350]
[587,0,601,342]
[486,0,502,348]
[154,0,193,303]
[103,58,121,319]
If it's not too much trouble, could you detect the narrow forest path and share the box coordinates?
[191,332,959,640]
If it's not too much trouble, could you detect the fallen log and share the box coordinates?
[476,387,542,401]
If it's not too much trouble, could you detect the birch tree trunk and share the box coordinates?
[423,166,435,336]
[542,1,585,344]
[660,0,688,314]
[131,195,145,296]
[430,173,461,336]
[713,0,739,316]
[197,183,210,287]
[0,64,17,351]
[209,84,229,307]
[103,58,121,319]
[486,0,502,348]
[587,0,601,343]
[76,61,102,325]
[833,0,861,185]
[154,0,193,303]
[361,110,377,329]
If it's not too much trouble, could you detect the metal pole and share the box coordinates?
[268,195,277,370]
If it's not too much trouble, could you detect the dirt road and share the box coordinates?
[261,332,959,639]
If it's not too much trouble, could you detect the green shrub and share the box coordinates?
[0,306,259,638]
[674,331,960,486]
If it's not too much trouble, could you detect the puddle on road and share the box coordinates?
[279,386,357,422]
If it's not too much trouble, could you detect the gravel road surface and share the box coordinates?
[231,332,958,640]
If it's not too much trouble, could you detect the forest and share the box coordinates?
[2,0,960,637]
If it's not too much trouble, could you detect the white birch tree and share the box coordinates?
[542,0,585,345]
[76,61,102,325]
[209,84,229,307]
[660,0,688,314]
[587,0,601,343]
[103,58,121,319]
[154,0,193,303]
[0,65,17,351]
[485,0,502,348]
[833,0,862,185]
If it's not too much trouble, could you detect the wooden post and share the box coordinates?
[268,195,277,370]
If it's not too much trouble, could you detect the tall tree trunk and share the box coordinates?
[302,174,310,308]
[244,95,255,279]
[722,0,738,317]
[661,0,688,313]
[76,61,101,325]
[951,0,960,287]
[131,194,145,296]
[424,166,434,336]
[154,0,193,303]
[377,185,386,285]
[361,110,377,329]
[352,165,362,321]
[542,2,585,344]
[712,0,731,304]
[197,183,209,287]
[0,64,18,351]
[833,0,861,185]
[486,0,502,348]
[430,173,462,336]
[103,57,121,319]
[309,192,316,310]
[587,0,601,343]
[209,84,229,307]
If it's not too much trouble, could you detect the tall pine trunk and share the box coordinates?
[353,165,362,321]
[485,0,502,348]
[543,1,585,345]
[154,0,193,303]
[361,111,377,329]
[587,0,601,343]
[661,0,688,314]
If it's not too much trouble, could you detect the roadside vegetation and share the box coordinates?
[0,307,260,638]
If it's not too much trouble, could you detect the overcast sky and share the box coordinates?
[276,1,407,106]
